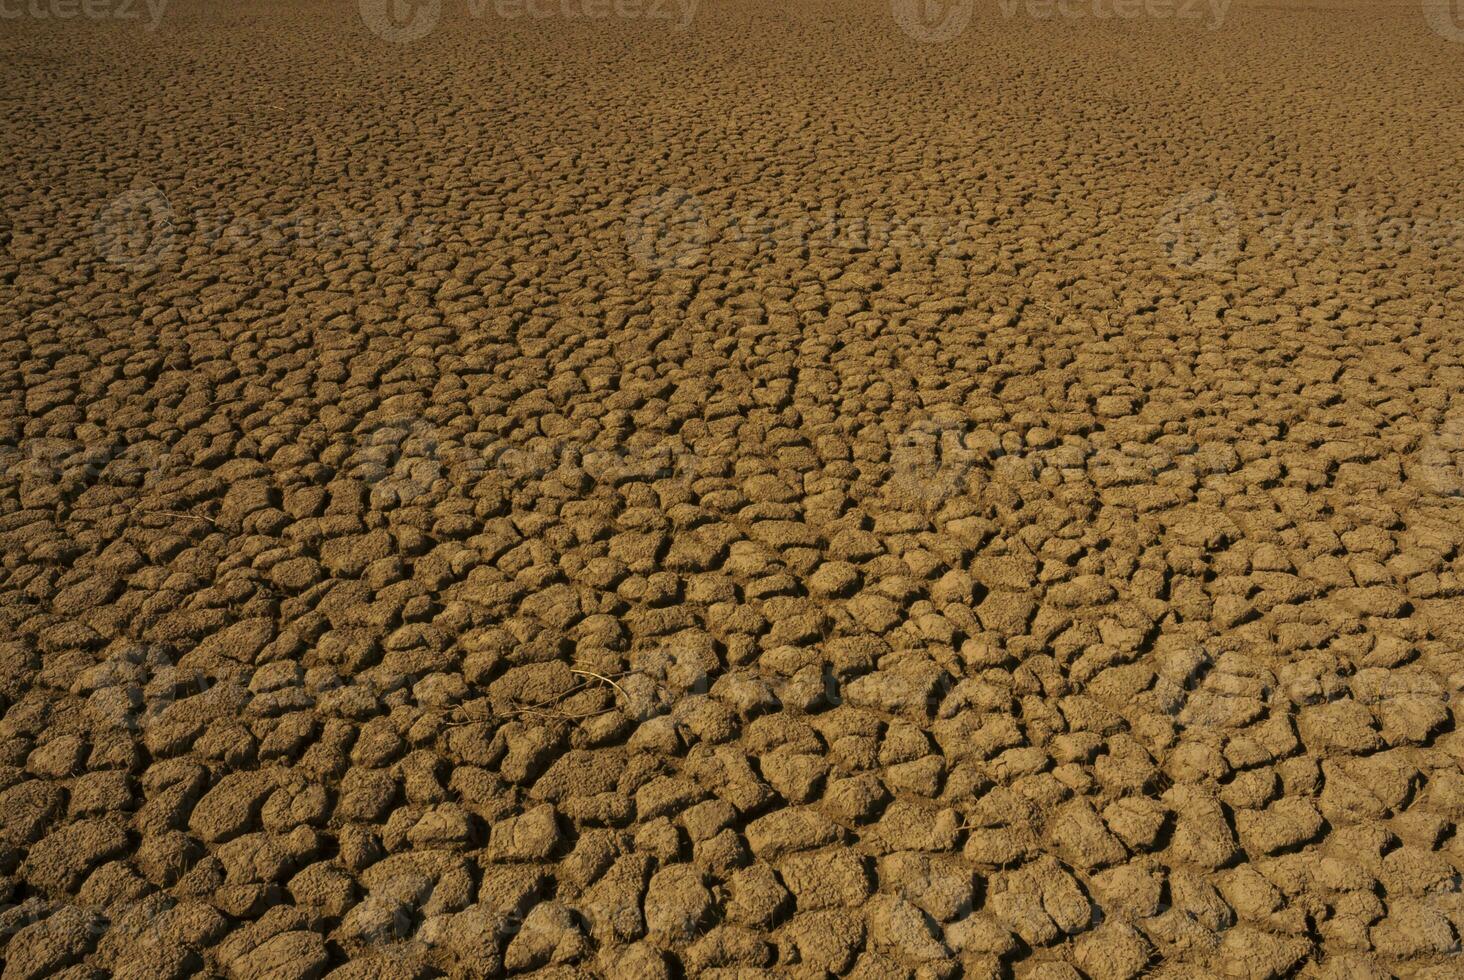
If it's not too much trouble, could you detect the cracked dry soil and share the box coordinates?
[3,0,1464,978]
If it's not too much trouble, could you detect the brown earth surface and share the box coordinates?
[3,0,1464,977]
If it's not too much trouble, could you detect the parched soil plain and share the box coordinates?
[2,0,1464,976]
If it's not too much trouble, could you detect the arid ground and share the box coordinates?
[2,0,1463,977]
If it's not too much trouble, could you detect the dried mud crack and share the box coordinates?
[3,1,1464,978]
